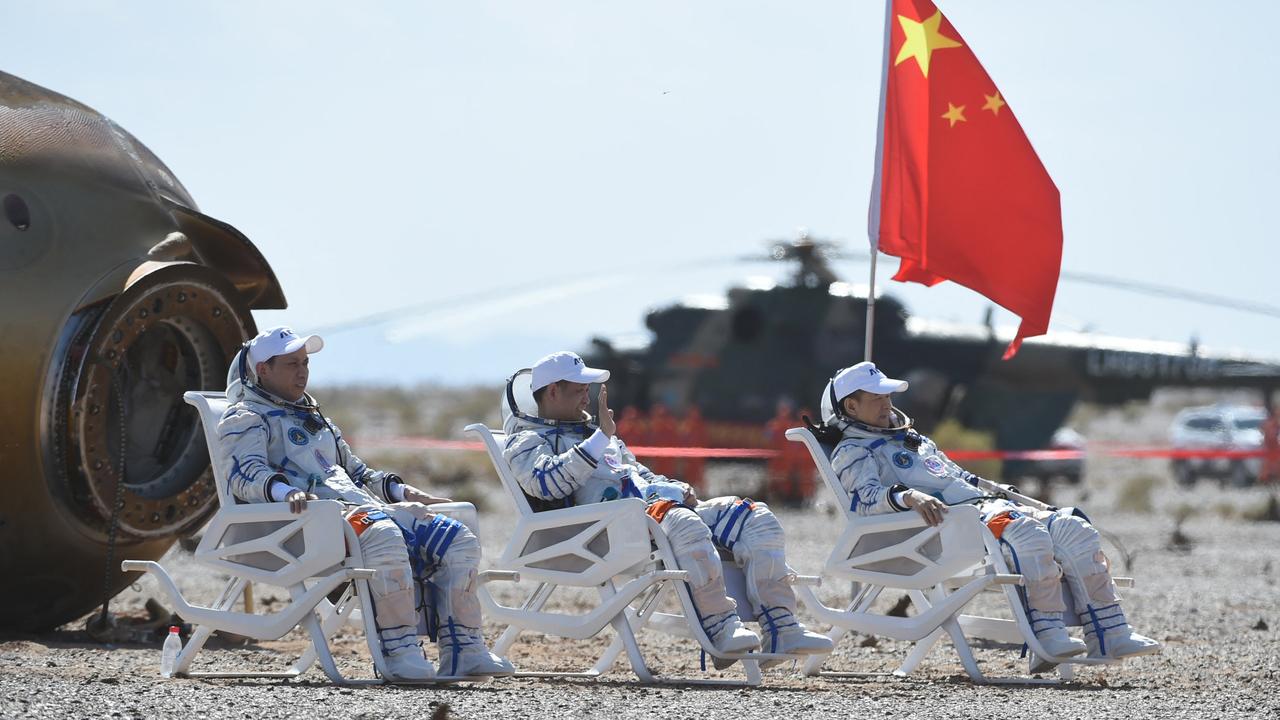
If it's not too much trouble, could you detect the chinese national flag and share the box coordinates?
[871,0,1061,359]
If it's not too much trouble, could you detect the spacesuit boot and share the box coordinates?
[437,621,516,677]
[1027,609,1087,674]
[756,607,833,656]
[383,642,437,682]
[1082,604,1162,660]
[703,610,763,669]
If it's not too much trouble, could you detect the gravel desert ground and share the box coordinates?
[3,456,1277,720]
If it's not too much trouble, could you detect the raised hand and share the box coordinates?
[598,384,617,437]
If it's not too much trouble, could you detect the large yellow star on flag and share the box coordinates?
[942,102,966,127]
[895,11,963,78]
[983,91,1006,116]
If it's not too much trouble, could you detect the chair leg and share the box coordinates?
[174,577,246,675]
[592,580,667,675]
[896,626,943,676]
[601,580,653,682]
[299,610,347,683]
[942,618,987,683]
[291,586,359,676]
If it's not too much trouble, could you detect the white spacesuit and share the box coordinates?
[215,327,512,680]
[500,352,832,664]
[823,361,1160,668]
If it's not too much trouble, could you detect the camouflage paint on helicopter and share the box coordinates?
[585,237,1280,471]
[0,72,284,631]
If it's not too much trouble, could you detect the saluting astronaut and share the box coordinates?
[823,361,1160,669]
[502,351,832,665]
[215,327,513,681]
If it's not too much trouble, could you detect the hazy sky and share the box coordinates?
[8,1,1278,384]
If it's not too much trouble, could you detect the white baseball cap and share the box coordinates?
[247,326,324,366]
[832,361,908,401]
[530,351,610,392]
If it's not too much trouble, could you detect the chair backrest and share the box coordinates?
[464,423,535,517]
[185,390,235,508]
[785,426,852,510]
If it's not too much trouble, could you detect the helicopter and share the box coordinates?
[0,71,283,632]
[582,233,1280,475]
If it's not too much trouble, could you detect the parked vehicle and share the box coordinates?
[1169,405,1265,487]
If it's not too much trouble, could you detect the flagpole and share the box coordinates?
[865,0,894,362]
[865,251,878,361]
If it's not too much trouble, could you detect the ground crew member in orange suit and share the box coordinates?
[764,401,803,503]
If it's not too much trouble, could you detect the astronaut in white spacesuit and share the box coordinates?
[823,361,1161,668]
[501,351,832,665]
[215,326,513,681]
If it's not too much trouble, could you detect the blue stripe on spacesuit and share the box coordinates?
[867,438,887,450]
[620,475,642,498]
[532,459,573,498]
[416,515,463,563]
[266,410,286,417]
[716,501,752,550]
[849,485,882,513]
[702,612,732,639]
[757,606,798,652]
[998,536,1035,658]
[221,425,266,438]
[1084,602,1124,655]
[433,522,462,560]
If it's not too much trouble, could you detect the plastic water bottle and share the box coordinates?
[160,625,182,678]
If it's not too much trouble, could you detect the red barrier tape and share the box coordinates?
[354,436,1278,461]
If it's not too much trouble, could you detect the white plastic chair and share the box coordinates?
[465,423,813,685]
[122,390,486,684]
[784,426,1133,684]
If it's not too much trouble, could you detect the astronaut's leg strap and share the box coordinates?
[986,511,1016,540]
[646,499,680,523]
[347,509,390,537]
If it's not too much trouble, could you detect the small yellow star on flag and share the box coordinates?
[942,102,966,127]
[983,91,1006,116]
